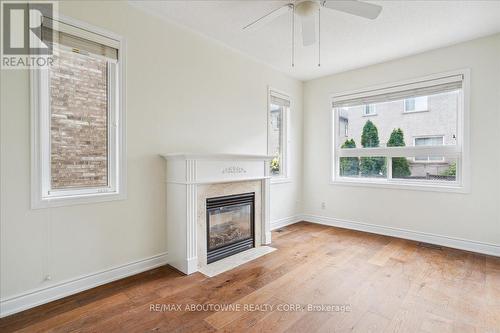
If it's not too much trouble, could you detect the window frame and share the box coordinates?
[31,15,127,208]
[329,69,470,193]
[413,135,445,163]
[363,104,377,116]
[267,88,291,184]
[404,96,429,113]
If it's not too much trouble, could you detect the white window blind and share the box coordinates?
[270,92,291,107]
[41,16,119,60]
[332,75,463,108]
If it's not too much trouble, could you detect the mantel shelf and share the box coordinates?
[160,153,273,161]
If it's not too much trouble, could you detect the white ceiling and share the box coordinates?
[130,0,500,81]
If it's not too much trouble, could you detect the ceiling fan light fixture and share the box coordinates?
[242,0,383,67]
[295,1,320,18]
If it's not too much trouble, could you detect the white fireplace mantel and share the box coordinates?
[161,153,273,274]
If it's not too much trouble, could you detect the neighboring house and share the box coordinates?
[339,91,459,177]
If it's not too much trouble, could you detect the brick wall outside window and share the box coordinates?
[50,48,108,189]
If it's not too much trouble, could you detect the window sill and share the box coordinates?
[362,114,377,117]
[412,160,446,164]
[403,109,429,114]
[271,177,292,185]
[331,178,468,193]
[32,191,126,209]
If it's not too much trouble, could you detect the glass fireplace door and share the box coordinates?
[206,193,255,263]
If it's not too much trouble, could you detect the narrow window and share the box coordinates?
[268,91,290,179]
[32,16,125,208]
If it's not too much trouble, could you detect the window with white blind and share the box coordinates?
[268,90,290,181]
[31,16,126,208]
[363,104,377,116]
[331,71,469,192]
[414,136,445,162]
[404,96,428,113]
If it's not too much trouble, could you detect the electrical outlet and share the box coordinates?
[321,202,326,209]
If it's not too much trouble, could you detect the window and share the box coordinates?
[339,108,349,137]
[414,136,445,162]
[404,96,428,113]
[268,90,290,180]
[363,104,377,116]
[332,71,469,191]
[31,16,126,208]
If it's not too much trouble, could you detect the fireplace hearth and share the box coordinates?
[206,192,255,264]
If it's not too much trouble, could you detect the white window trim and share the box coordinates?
[31,15,127,209]
[267,87,291,184]
[329,69,470,193]
[413,135,445,163]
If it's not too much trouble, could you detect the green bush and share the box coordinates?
[339,139,359,176]
[360,120,385,177]
[387,128,411,178]
[361,120,380,148]
[440,161,456,176]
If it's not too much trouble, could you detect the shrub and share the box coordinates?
[360,120,385,177]
[387,128,411,178]
[339,139,359,176]
[440,161,456,176]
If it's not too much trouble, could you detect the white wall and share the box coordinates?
[303,34,500,246]
[0,0,303,309]
[2,0,499,317]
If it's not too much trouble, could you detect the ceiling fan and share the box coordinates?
[243,0,382,67]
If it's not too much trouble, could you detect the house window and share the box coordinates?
[268,90,290,179]
[404,96,428,113]
[332,71,468,191]
[363,104,377,116]
[414,136,445,162]
[31,16,126,208]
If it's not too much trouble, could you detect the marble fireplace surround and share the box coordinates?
[161,153,273,275]
[197,180,262,269]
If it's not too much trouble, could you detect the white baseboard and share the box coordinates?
[0,252,168,318]
[270,215,303,231]
[302,214,500,257]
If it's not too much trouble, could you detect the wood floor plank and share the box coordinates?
[1,222,499,333]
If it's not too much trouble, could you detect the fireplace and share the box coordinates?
[206,192,255,264]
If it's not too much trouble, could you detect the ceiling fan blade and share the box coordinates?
[301,15,316,46]
[243,4,292,32]
[322,0,382,20]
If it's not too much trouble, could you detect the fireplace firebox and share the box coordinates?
[206,192,255,264]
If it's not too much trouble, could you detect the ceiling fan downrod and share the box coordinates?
[291,4,295,67]
[318,6,321,67]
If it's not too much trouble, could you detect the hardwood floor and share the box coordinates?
[1,222,499,332]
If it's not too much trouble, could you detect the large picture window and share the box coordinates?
[268,90,290,180]
[332,71,468,191]
[31,16,126,208]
